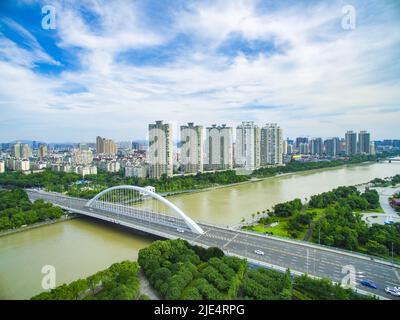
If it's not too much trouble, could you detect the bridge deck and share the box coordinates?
[27,189,400,300]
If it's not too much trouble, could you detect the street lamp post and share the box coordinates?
[318,225,321,245]
[392,242,394,264]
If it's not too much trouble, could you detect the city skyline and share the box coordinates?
[0,125,379,146]
[0,0,399,141]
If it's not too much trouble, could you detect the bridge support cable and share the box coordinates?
[86,185,204,234]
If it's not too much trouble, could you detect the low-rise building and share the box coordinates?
[98,160,121,173]
[75,165,97,177]
[72,149,94,165]
[5,158,30,171]
[391,198,400,210]
[31,162,48,170]
[125,165,147,178]
[16,159,30,172]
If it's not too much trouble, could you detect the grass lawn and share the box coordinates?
[305,207,325,221]
[245,217,304,239]
[244,208,326,240]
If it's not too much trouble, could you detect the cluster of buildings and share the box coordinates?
[0,124,379,180]
[147,121,283,179]
[287,130,374,159]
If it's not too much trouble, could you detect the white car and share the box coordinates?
[385,287,400,296]
[254,249,265,255]
[176,228,185,233]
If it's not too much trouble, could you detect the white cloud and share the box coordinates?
[0,0,399,142]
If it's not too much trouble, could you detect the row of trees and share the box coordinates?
[0,170,81,191]
[138,239,246,300]
[370,174,400,187]
[140,240,370,300]
[292,275,374,300]
[273,198,303,217]
[0,169,249,198]
[308,186,380,211]
[0,189,64,231]
[239,268,372,300]
[32,261,141,300]
[239,268,292,300]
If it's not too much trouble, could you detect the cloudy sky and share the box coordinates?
[0,0,399,142]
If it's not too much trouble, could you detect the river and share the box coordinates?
[1,161,399,299]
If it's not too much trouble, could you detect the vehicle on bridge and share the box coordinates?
[254,250,265,255]
[360,279,378,289]
[385,287,400,297]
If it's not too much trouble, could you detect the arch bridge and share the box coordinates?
[85,185,204,234]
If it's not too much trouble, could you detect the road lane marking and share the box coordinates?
[223,234,239,248]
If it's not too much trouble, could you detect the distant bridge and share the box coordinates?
[26,186,400,300]
[377,158,400,163]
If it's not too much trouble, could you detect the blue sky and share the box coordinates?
[0,0,399,142]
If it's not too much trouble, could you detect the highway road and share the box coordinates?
[27,189,400,299]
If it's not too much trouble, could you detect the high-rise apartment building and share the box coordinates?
[309,138,323,156]
[235,122,260,170]
[369,143,376,155]
[180,122,204,173]
[296,137,309,149]
[324,137,340,157]
[345,131,357,155]
[260,123,283,165]
[132,142,140,150]
[287,144,294,155]
[0,160,4,173]
[299,143,309,154]
[148,121,173,179]
[282,140,288,156]
[12,142,31,159]
[205,124,233,171]
[38,144,47,159]
[96,136,117,155]
[96,136,103,153]
[358,131,371,154]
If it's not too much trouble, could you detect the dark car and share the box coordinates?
[360,279,378,289]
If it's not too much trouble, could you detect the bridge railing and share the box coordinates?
[234,226,400,267]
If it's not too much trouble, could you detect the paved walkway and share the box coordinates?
[361,186,400,226]
[138,269,161,300]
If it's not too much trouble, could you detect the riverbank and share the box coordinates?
[162,160,379,199]
[0,214,77,237]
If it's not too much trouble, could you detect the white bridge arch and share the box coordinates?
[85,185,204,234]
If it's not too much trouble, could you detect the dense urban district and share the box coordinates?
[1,123,398,198]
